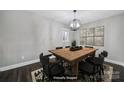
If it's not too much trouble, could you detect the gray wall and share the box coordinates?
[76,13,124,63]
[0,11,71,67]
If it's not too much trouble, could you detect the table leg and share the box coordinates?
[72,62,78,77]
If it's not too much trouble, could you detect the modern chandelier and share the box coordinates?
[70,10,81,31]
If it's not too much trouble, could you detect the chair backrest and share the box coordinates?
[56,47,63,49]
[39,53,43,64]
[39,53,49,67]
[85,46,93,48]
[65,46,70,48]
[101,50,108,57]
[39,53,49,75]
[95,54,104,65]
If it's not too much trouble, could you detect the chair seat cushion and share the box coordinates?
[79,62,97,74]
[85,57,94,63]
[49,64,65,76]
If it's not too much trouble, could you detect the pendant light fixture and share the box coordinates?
[70,10,81,31]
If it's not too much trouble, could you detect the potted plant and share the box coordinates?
[71,40,76,47]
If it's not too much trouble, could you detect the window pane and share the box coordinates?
[86,37,94,45]
[62,31,69,42]
[87,28,94,36]
[81,28,87,37]
[80,38,86,45]
[95,26,104,36]
[63,32,65,41]
[80,34,84,38]
[94,37,104,46]
[64,32,67,41]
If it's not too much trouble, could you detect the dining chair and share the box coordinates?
[65,46,70,48]
[101,50,108,57]
[55,47,64,64]
[88,54,105,75]
[79,60,101,81]
[56,47,63,49]
[85,51,108,75]
[39,53,65,81]
[79,50,105,81]
[85,46,94,48]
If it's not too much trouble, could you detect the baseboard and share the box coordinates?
[105,58,124,67]
[0,59,39,72]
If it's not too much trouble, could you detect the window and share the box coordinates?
[62,31,69,42]
[80,26,104,46]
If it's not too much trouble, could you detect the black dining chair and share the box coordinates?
[85,46,94,48]
[79,51,105,81]
[101,50,108,57]
[85,46,94,56]
[39,53,65,81]
[55,47,64,64]
[89,54,105,75]
[65,46,70,48]
[79,60,101,81]
[85,50,108,75]
[56,47,63,49]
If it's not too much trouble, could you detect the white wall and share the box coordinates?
[0,11,71,68]
[76,13,124,64]
[2,11,124,68]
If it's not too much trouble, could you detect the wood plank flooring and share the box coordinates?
[0,62,124,82]
[0,62,41,82]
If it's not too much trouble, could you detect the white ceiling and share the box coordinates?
[32,10,124,25]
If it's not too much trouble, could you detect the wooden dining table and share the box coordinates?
[49,47,96,77]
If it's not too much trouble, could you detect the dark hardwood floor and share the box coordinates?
[0,62,124,82]
[0,62,41,82]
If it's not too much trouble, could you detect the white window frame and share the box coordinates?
[62,31,69,42]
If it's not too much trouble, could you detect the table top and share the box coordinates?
[49,48,96,63]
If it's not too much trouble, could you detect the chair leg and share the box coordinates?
[101,65,104,75]
[89,75,94,82]
[42,74,45,81]
[49,75,53,82]
[92,74,96,82]
[98,71,102,81]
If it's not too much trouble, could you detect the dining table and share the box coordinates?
[49,47,96,77]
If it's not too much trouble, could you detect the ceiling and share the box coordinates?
[32,10,124,25]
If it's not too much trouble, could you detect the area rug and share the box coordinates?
[31,64,113,82]
[31,68,43,82]
[103,64,113,82]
